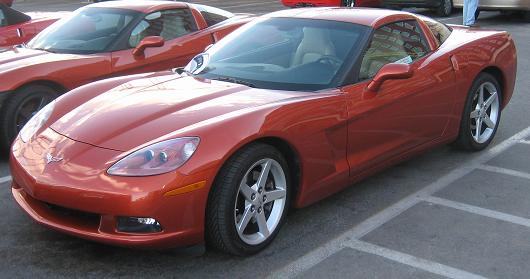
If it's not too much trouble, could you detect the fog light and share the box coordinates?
[117,217,163,233]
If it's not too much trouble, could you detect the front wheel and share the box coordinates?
[436,0,453,17]
[0,85,59,151]
[453,73,502,151]
[206,143,291,255]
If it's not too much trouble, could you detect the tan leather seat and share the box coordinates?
[292,27,336,66]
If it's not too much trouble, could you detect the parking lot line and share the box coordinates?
[271,125,530,278]
[0,176,11,184]
[520,140,530,145]
[424,196,530,228]
[478,164,530,180]
[345,240,488,279]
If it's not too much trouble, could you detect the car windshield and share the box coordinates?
[193,17,370,91]
[27,7,139,54]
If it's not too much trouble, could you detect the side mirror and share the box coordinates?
[133,36,164,57]
[366,63,413,92]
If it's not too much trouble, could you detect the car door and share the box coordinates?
[110,8,213,76]
[343,20,456,175]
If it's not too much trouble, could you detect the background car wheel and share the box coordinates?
[436,0,453,17]
[342,0,355,7]
[0,85,59,152]
[206,143,291,256]
[523,11,530,22]
[453,73,502,151]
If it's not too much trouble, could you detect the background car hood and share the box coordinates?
[0,47,92,73]
[51,76,305,152]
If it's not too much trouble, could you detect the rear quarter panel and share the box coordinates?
[443,26,517,137]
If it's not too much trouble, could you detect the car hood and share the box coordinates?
[51,76,306,152]
[26,11,69,21]
[0,46,96,75]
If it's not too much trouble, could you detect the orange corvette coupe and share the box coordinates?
[0,1,251,150]
[11,8,516,255]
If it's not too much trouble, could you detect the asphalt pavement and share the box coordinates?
[1,1,530,278]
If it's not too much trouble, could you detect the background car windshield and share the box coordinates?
[28,7,138,54]
[196,18,369,91]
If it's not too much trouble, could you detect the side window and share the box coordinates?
[129,9,198,47]
[0,9,6,27]
[359,20,430,80]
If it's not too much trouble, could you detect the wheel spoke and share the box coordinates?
[484,91,497,109]
[475,118,482,139]
[470,109,480,119]
[237,205,254,234]
[257,159,272,189]
[478,84,484,104]
[265,189,286,203]
[256,211,270,238]
[239,181,256,202]
[483,116,495,128]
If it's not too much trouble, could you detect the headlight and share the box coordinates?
[19,101,55,143]
[107,137,200,176]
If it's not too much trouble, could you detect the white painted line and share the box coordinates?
[270,125,530,278]
[478,164,530,180]
[345,240,488,279]
[424,196,530,229]
[0,176,12,184]
[520,140,530,145]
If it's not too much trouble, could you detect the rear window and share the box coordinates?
[192,4,234,26]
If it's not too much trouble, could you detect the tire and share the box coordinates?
[436,0,453,17]
[0,85,59,151]
[206,143,291,256]
[342,0,354,7]
[453,73,502,151]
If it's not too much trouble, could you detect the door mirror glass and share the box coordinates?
[132,36,164,56]
[367,63,413,92]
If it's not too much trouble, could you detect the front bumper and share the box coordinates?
[10,128,214,249]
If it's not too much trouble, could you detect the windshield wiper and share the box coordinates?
[213,76,256,88]
[32,47,57,53]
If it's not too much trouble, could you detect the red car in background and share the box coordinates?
[0,1,251,150]
[0,0,13,7]
[281,0,381,7]
[0,4,60,47]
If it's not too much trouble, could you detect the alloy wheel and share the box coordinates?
[470,81,500,144]
[234,158,287,245]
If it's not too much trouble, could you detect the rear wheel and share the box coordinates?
[436,0,453,17]
[453,73,501,151]
[0,85,59,151]
[206,143,291,255]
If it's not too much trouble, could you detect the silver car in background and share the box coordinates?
[453,0,530,20]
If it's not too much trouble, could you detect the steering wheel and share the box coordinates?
[317,55,342,68]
